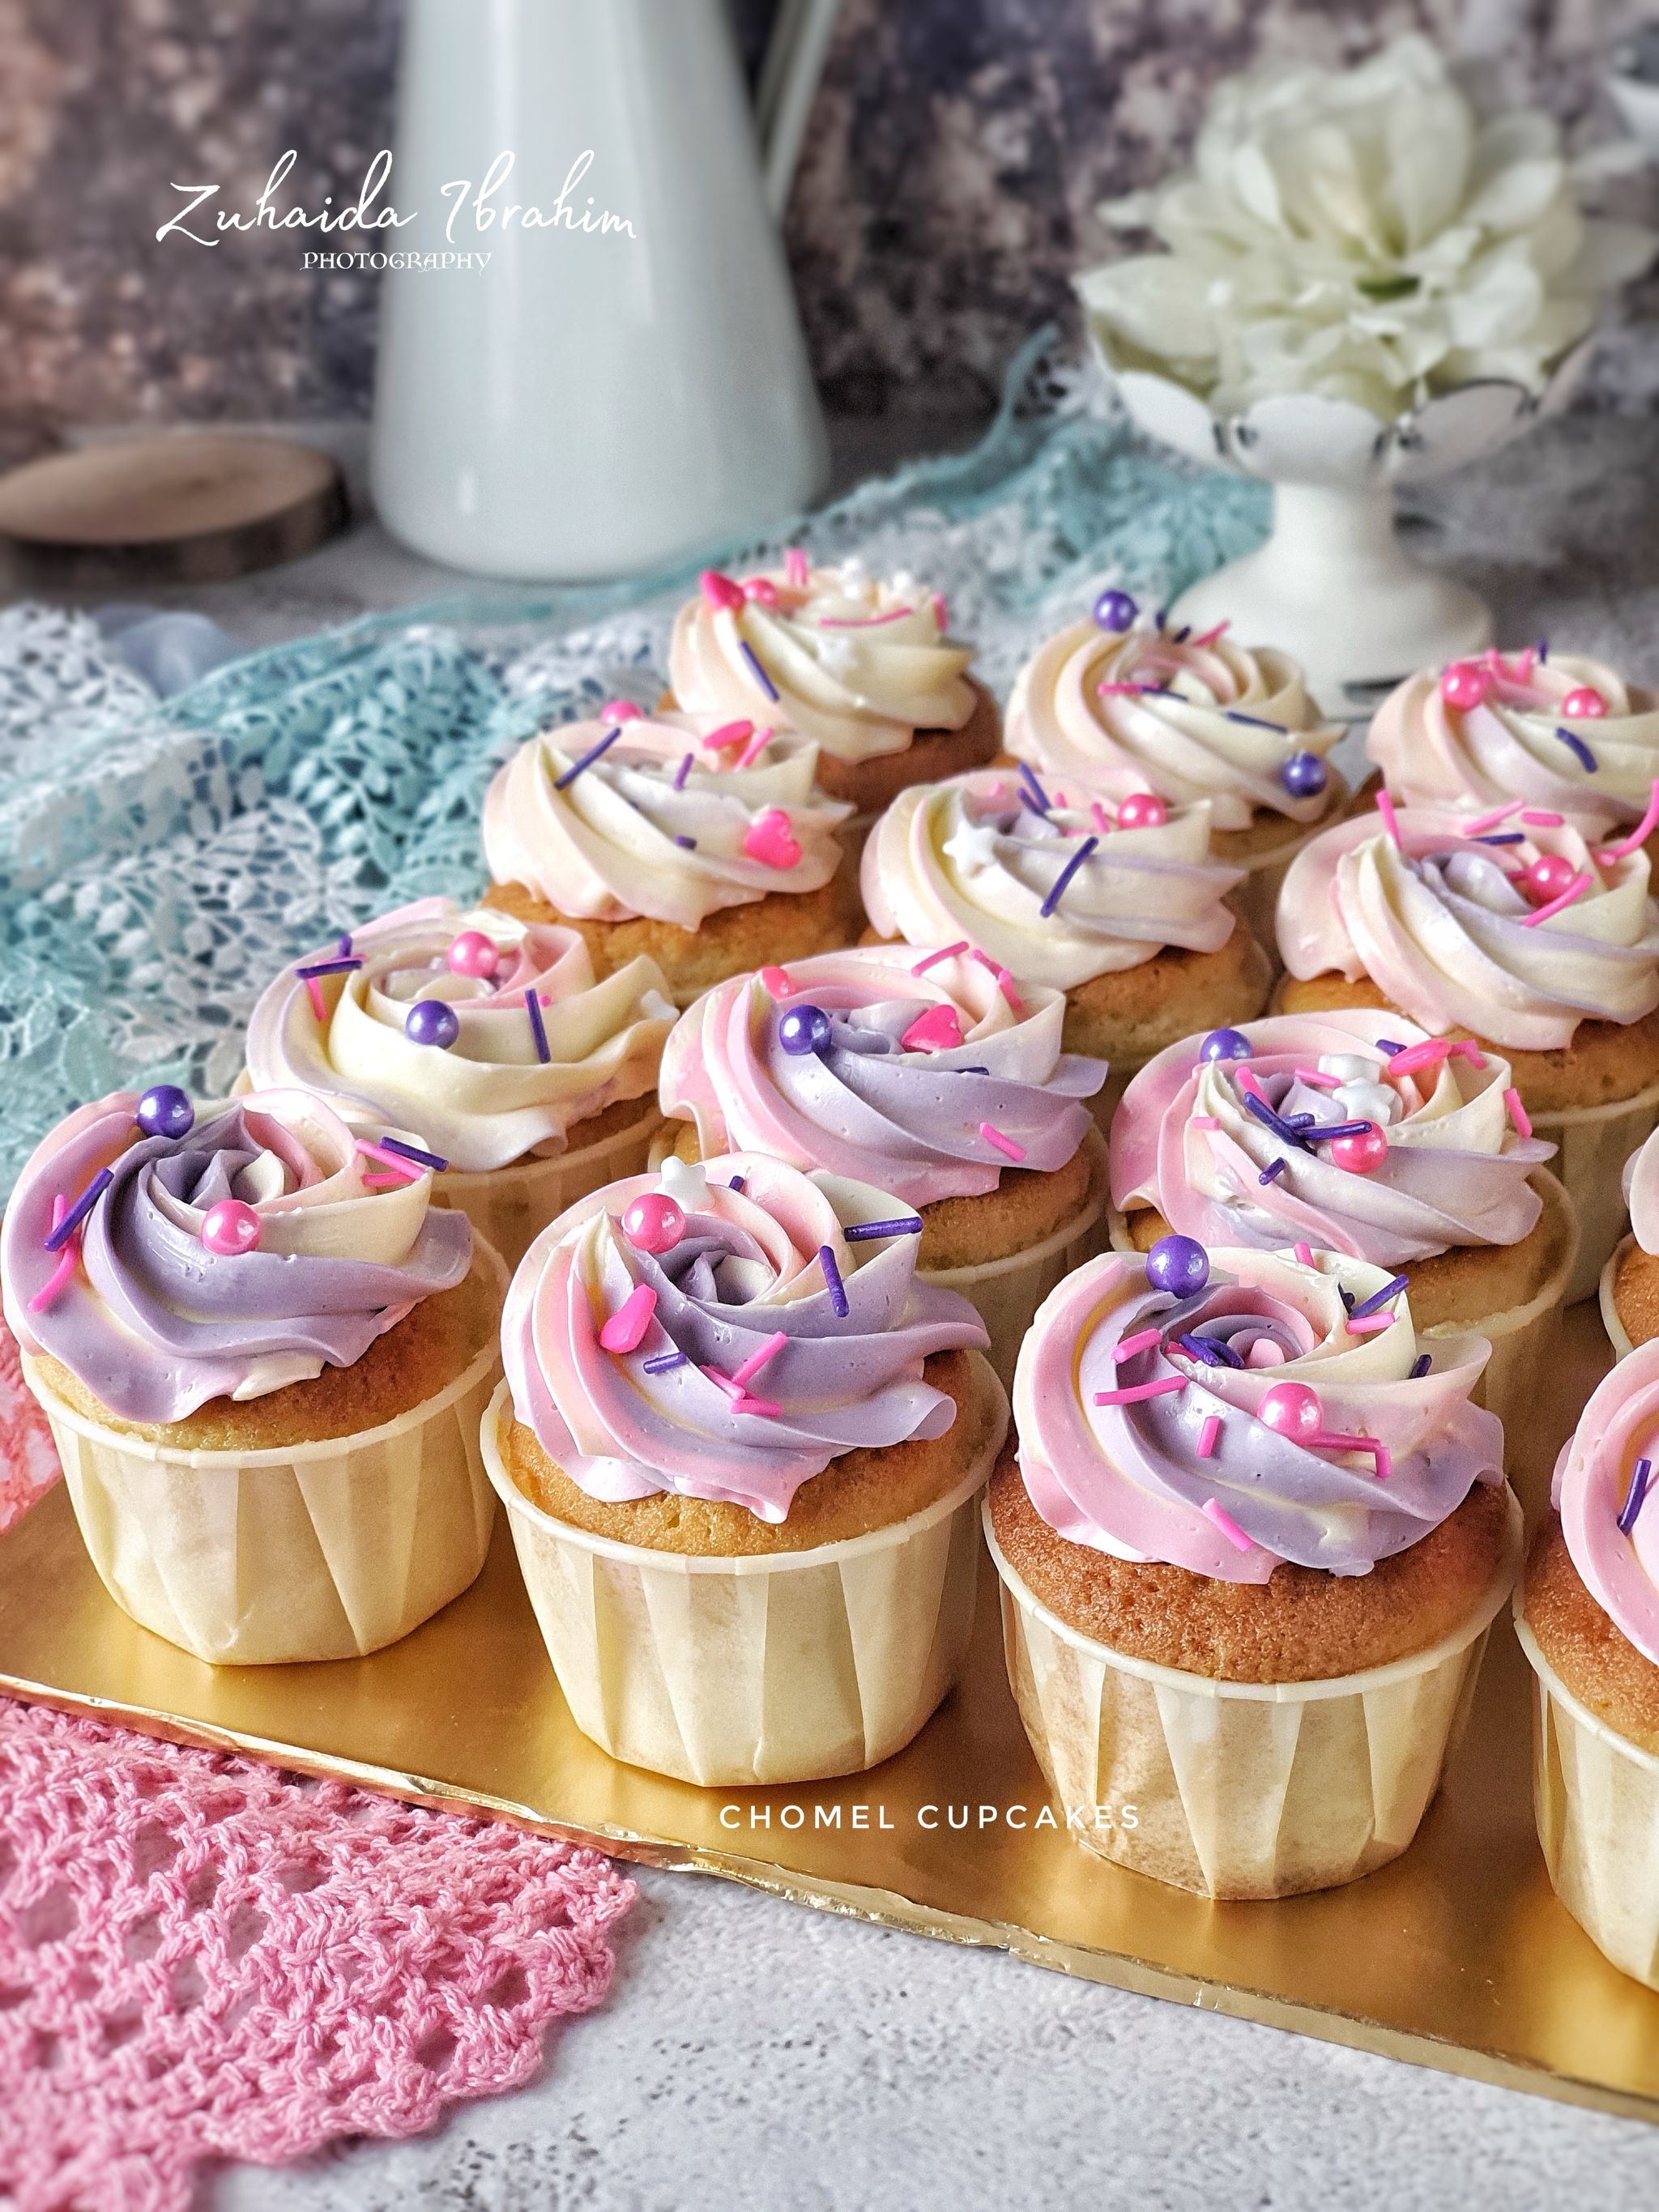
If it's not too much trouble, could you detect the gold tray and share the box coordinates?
[3,1302,1656,2122]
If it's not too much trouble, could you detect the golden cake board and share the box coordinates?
[2,1302,1655,2123]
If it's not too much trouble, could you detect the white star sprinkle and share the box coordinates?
[658,1156,709,1208]
[943,820,1003,872]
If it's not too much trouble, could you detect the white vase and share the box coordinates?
[370,0,834,581]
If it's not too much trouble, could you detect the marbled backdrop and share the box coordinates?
[0,0,1652,451]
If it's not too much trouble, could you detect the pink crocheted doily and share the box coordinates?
[0,1319,635,2212]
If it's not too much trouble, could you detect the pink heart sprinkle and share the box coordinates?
[599,1283,658,1354]
[901,1004,965,1053]
[743,808,802,870]
[700,569,746,612]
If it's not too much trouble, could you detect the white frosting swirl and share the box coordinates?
[860,770,1243,991]
[482,712,851,929]
[1624,1128,1659,1256]
[668,560,977,760]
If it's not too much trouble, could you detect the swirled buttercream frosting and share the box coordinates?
[669,559,977,761]
[1627,1127,1659,1256]
[1368,648,1659,836]
[1278,806,1659,1051]
[1014,1248,1501,1583]
[501,1152,987,1522]
[659,948,1107,1208]
[1552,1341,1659,1668]
[1,1089,474,1423]
[245,898,675,1174]
[482,712,851,928]
[1112,1012,1553,1265]
[1006,617,1339,832]
[860,771,1243,992]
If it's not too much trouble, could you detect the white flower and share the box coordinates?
[1077,36,1655,419]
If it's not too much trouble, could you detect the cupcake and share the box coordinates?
[0,1087,504,1664]
[666,554,1000,820]
[1109,1012,1576,1434]
[1004,592,1344,936]
[986,1243,1521,1899]
[1600,1127,1659,1358]
[655,945,1109,1383]
[1517,1343,1659,1987]
[1277,803,1659,1301]
[481,709,858,1004]
[245,897,675,1268]
[483,1151,1007,1785]
[1367,645,1659,846]
[859,768,1273,1110]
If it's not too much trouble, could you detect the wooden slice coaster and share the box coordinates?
[0,433,350,587]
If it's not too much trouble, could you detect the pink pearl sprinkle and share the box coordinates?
[760,965,793,996]
[599,1283,658,1354]
[446,929,498,978]
[201,1199,261,1256]
[600,699,646,721]
[744,578,780,608]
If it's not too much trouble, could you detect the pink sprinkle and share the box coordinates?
[731,1392,783,1418]
[1236,1067,1269,1101]
[1504,1085,1533,1139]
[601,699,646,721]
[1190,1115,1222,1129]
[702,719,754,752]
[1203,1498,1255,1554]
[1520,869,1592,927]
[932,592,949,631]
[784,547,808,589]
[600,1283,659,1354]
[1311,1430,1392,1482]
[1448,1039,1487,1068]
[1462,800,1523,836]
[1376,791,1403,848]
[1112,1327,1163,1364]
[984,778,1009,799]
[760,965,793,996]
[1094,1375,1188,1407]
[302,975,326,1021]
[1196,1414,1222,1459]
[729,1329,789,1390]
[1097,681,1149,697]
[737,724,774,769]
[28,1196,76,1315]
[1053,791,1068,808]
[969,948,1023,1011]
[354,1138,424,1183]
[1346,1312,1394,1336]
[1386,1039,1453,1077]
[900,1003,964,1053]
[979,1121,1026,1161]
[1599,778,1659,863]
[819,607,912,628]
[1090,801,1115,834]
[1191,620,1230,647]
[911,941,969,975]
[1293,1242,1315,1268]
[1293,1067,1341,1089]
[1520,809,1565,827]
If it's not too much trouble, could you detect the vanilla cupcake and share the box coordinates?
[1367,646,1659,844]
[0,1087,504,1664]
[1600,1127,1659,1357]
[1277,804,1659,1298]
[1109,1012,1576,1435]
[484,1152,1006,1785]
[1517,1344,1659,1987]
[656,945,1108,1382]
[1004,593,1344,935]
[986,1244,1520,1899]
[482,709,858,1004]
[245,898,675,1267]
[666,555,1000,819]
[859,768,1272,1110]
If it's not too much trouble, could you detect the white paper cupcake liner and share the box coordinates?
[1601,1234,1637,1362]
[432,1105,663,1271]
[1533,1073,1659,1305]
[483,1354,1009,1787]
[1515,1596,1659,1990]
[921,1127,1109,1389]
[23,1243,510,1667]
[986,1488,1522,1899]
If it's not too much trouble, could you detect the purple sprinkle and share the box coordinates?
[44,1168,112,1252]
[729,1174,745,1190]
[336,934,354,957]
[643,1351,688,1375]
[1242,1093,1311,1151]
[739,641,779,701]
[1171,624,1191,644]
[378,1135,450,1174]
[1374,1040,1408,1057]
[1039,834,1098,918]
[296,955,364,980]
[1410,1353,1433,1379]
[1225,709,1283,730]
[1474,832,1526,845]
[955,1065,989,1075]
[553,724,622,790]
[1283,1112,1316,1129]
[1555,726,1598,774]
[843,1215,924,1242]
[673,752,694,790]
[1175,1332,1224,1365]
[1340,1287,1356,1311]
[1348,1272,1410,1321]
[1017,759,1051,814]
[1537,639,1550,662]
[675,834,697,848]
[1258,1157,1288,1184]
[1153,607,1167,629]
[525,987,550,1064]
[1311,1119,1378,1142]
[1618,1457,1653,1536]
[818,1243,849,1316]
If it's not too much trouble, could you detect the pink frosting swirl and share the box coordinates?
[501,1153,988,1523]
[659,948,1106,1208]
[1553,1341,1659,1667]
[1111,1012,1553,1265]
[1014,1250,1501,1583]
[1278,806,1659,1051]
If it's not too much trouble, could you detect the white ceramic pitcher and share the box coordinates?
[370,0,836,580]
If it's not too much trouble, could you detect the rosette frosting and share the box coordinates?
[502,1153,987,1522]
[859,771,1244,992]
[1368,650,1659,835]
[1015,1248,1501,1583]
[1552,1341,1659,1667]
[1278,806,1659,1051]
[1627,1127,1659,1256]
[668,560,977,760]
[1,1089,474,1422]
[1006,618,1339,832]
[245,899,675,1174]
[482,712,851,928]
[659,948,1107,1208]
[1112,1012,1554,1264]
